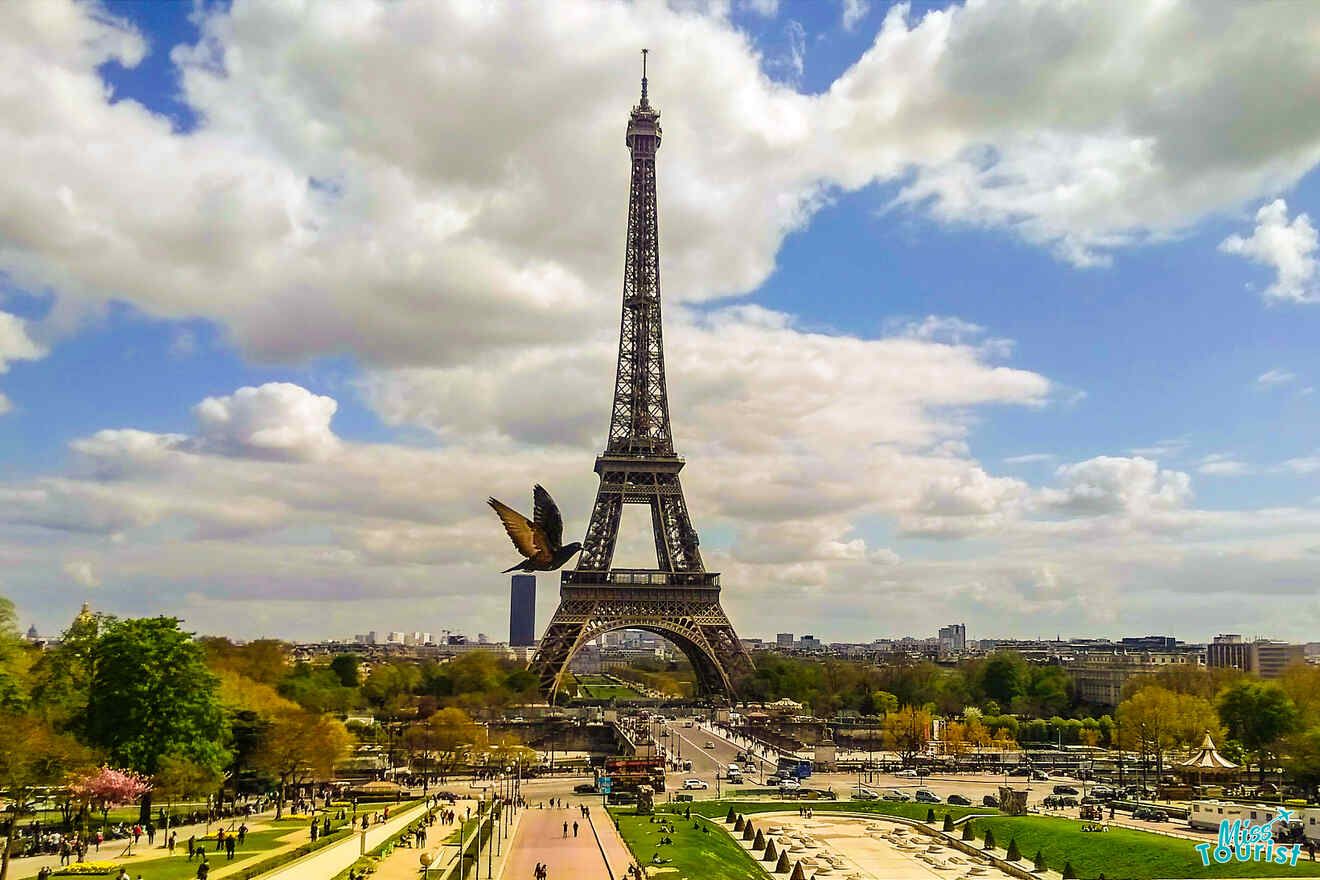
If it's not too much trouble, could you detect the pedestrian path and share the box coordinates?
[262,803,429,880]
[501,809,609,880]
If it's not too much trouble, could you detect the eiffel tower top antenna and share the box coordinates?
[641,48,648,104]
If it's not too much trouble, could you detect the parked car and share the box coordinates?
[574,783,598,794]
[683,779,709,790]
[1053,785,1079,795]
[1134,807,1168,822]
[779,779,802,791]
[947,794,972,806]
[914,790,941,804]
[895,769,919,779]
[1090,786,1115,799]
[882,790,910,802]
[852,786,879,800]
[704,741,716,749]
[1058,797,1079,807]
[982,794,999,808]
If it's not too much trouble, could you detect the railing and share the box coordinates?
[562,569,719,587]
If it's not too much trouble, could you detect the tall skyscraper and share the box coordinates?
[510,574,536,647]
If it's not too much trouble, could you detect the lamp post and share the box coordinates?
[1139,722,1148,800]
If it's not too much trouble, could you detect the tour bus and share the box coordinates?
[777,756,813,780]
[1189,801,1320,844]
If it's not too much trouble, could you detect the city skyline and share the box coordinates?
[3,1,1320,642]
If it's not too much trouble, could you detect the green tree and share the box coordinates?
[871,690,899,716]
[0,714,92,880]
[1217,681,1301,780]
[330,654,362,688]
[252,708,352,818]
[26,607,112,726]
[0,598,31,711]
[83,617,230,821]
[979,653,1030,707]
[1283,727,1320,798]
[153,755,224,831]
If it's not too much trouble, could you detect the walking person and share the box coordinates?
[563,821,568,838]
[237,823,247,846]
[187,835,196,861]
[225,834,235,861]
[573,821,578,838]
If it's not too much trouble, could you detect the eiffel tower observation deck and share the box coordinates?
[528,53,753,701]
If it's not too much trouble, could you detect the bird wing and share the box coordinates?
[488,497,552,564]
[532,484,564,549]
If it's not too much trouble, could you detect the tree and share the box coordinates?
[962,821,975,840]
[252,708,351,818]
[1217,681,1301,780]
[942,813,954,832]
[26,607,113,726]
[884,705,932,765]
[69,766,152,848]
[419,708,481,784]
[0,597,30,711]
[1006,837,1021,861]
[1034,849,1048,872]
[83,618,230,821]
[979,653,1030,707]
[153,756,223,831]
[1283,727,1320,798]
[984,828,996,850]
[871,691,899,716]
[1117,685,1221,780]
[330,654,362,688]
[0,714,91,880]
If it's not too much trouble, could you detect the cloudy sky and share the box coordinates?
[3,0,1320,644]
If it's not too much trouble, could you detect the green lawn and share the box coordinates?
[610,809,768,880]
[962,815,1320,880]
[573,675,649,701]
[657,800,1320,879]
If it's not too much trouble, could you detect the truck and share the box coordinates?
[602,756,667,794]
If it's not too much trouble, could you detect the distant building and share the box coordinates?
[1121,635,1178,651]
[387,631,406,645]
[1066,649,1204,705]
[1251,641,1305,679]
[477,632,489,645]
[776,633,794,647]
[510,574,536,646]
[938,623,967,655]
[1206,634,1304,679]
[24,625,39,642]
[799,635,822,651]
[1207,634,1249,671]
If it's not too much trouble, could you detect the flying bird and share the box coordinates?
[488,484,583,573]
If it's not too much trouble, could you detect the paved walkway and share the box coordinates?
[501,808,611,880]
[262,803,430,880]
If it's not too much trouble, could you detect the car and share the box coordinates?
[1133,806,1168,822]
[704,741,716,749]
[982,794,999,808]
[1052,785,1079,795]
[851,786,879,800]
[779,779,802,791]
[895,769,919,778]
[574,783,598,794]
[1090,786,1115,799]
[881,790,911,801]
[606,792,637,805]
[947,794,972,806]
[1080,796,1099,806]
[728,764,742,773]
[683,778,709,790]
[914,790,941,804]
[1007,767,1031,777]
[1058,797,1078,807]
[1030,771,1049,781]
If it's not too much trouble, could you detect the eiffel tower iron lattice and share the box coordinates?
[528,55,754,702]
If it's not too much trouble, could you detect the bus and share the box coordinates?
[603,756,667,793]
[777,757,812,780]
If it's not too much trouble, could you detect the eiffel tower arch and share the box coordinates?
[528,55,753,703]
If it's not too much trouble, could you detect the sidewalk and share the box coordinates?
[261,803,429,880]
[500,809,607,880]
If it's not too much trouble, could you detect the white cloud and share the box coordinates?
[193,383,340,462]
[841,0,870,31]
[740,0,778,17]
[1003,453,1056,465]
[0,310,46,413]
[1,0,1319,379]
[1197,453,1249,477]
[1257,367,1297,387]
[1221,200,1318,303]
[1283,453,1320,475]
[62,560,100,588]
[1040,456,1192,517]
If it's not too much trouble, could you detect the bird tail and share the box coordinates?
[502,562,525,573]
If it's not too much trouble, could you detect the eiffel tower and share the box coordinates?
[528,54,754,703]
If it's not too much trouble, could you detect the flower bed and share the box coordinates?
[53,861,121,876]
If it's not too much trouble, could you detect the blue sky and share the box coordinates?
[2,0,1320,643]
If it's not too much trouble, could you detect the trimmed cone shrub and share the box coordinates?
[1062,861,1077,879]
[790,862,806,880]
[983,828,996,850]
[734,816,745,832]
[926,808,936,823]
[1033,849,1047,872]
[764,841,778,862]
[726,807,737,823]
[961,822,975,841]
[753,829,766,849]
[776,851,791,873]
[743,822,755,841]
[942,814,954,832]
[1006,838,1021,861]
